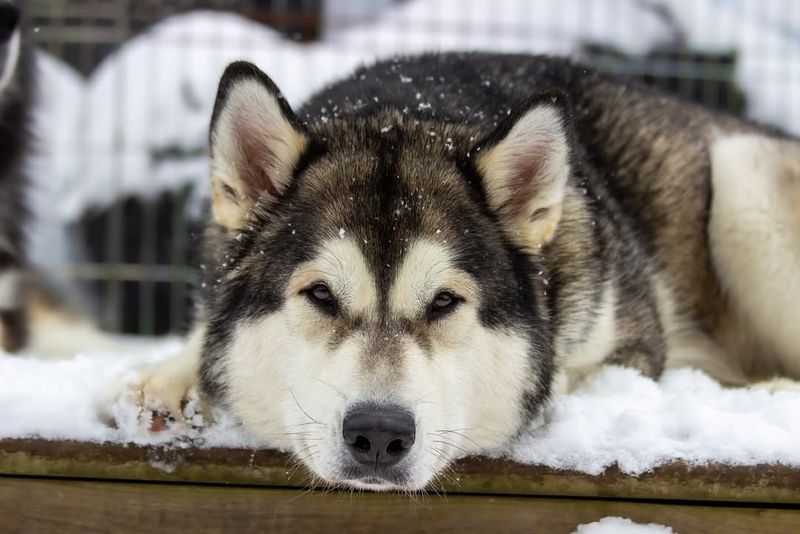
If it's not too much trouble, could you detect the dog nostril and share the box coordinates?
[386,438,406,455]
[342,404,416,468]
[353,435,371,452]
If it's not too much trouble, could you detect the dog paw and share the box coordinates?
[0,307,28,353]
[113,352,210,437]
[750,378,800,394]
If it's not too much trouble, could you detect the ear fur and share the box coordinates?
[473,91,573,252]
[209,61,307,230]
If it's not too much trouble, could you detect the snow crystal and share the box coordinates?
[507,366,800,475]
[1,343,799,475]
[0,339,254,447]
[573,517,674,534]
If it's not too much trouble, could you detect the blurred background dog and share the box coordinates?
[4,0,798,349]
[0,0,31,352]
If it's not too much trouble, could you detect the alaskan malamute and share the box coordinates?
[0,0,31,353]
[125,53,800,491]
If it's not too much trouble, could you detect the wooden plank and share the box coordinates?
[1,439,799,505]
[1,476,799,534]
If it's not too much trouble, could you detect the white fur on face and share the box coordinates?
[217,237,536,490]
[0,29,20,95]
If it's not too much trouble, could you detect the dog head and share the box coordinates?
[0,0,20,95]
[200,61,573,491]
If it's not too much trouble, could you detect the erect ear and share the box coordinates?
[473,91,573,253]
[209,61,308,230]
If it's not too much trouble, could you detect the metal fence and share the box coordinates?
[19,0,798,335]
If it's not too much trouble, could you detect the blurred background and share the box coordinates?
[19,0,799,336]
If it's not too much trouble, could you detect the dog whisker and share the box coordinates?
[313,377,348,400]
[428,438,468,455]
[433,429,484,450]
[289,387,320,424]
[286,420,328,429]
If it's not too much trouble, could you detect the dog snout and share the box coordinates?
[0,2,18,42]
[342,404,416,468]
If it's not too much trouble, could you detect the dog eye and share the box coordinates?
[428,291,461,321]
[310,284,332,302]
[434,292,454,309]
[303,283,338,315]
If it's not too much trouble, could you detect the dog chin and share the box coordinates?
[336,477,406,492]
[314,461,433,492]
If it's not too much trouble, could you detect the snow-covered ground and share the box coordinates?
[0,339,254,448]
[573,517,674,534]
[2,341,799,475]
[25,0,800,268]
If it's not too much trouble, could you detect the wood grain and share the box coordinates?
[1,439,799,505]
[1,476,799,534]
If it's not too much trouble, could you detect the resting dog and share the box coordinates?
[0,0,31,353]
[125,53,800,491]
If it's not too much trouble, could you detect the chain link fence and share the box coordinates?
[20,0,798,335]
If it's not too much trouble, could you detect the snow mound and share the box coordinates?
[0,339,255,448]
[2,341,799,475]
[573,517,674,534]
[509,366,800,475]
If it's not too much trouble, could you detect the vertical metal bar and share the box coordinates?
[104,0,132,332]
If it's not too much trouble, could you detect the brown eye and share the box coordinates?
[304,282,337,316]
[428,291,461,321]
[433,292,454,309]
[311,283,332,302]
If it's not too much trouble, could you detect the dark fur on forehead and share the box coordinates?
[203,107,550,331]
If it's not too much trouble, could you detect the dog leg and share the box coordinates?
[749,378,800,394]
[664,329,749,386]
[709,134,800,378]
[0,262,26,353]
[120,325,208,432]
[605,345,663,379]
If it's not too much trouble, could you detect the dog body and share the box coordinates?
[128,52,800,491]
[0,0,32,353]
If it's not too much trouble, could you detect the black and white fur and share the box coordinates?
[121,53,800,492]
[0,0,31,353]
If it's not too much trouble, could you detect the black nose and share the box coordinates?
[0,2,19,42]
[342,405,416,468]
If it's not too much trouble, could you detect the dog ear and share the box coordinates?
[209,61,308,230]
[473,91,573,252]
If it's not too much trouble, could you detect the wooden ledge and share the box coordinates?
[1,439,799,505]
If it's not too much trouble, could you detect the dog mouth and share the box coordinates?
[335,462,413,488]
[325,473,419,492]
[340,476,403,492]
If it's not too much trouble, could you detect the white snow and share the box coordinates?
[0,339,255,448]
[508,366,800,475]
[573,517,674,534]
[1,343,799,476]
